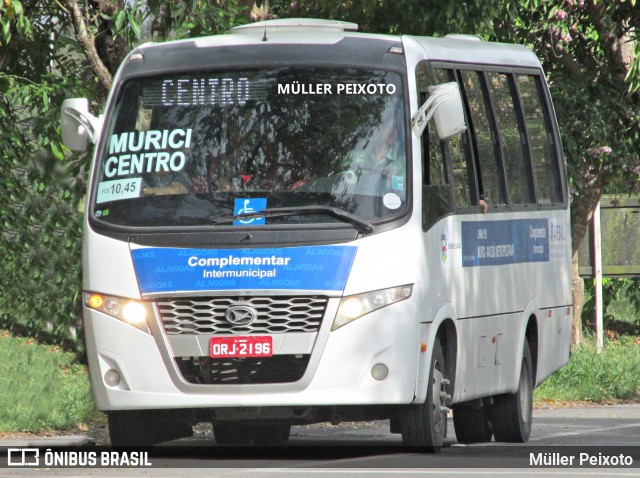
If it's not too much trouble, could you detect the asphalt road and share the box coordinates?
[4,405,640,477]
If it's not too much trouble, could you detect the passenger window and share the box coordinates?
[448,135,473,208]
[434,68,474,209]
[460,70,505,206]
[428,69,449,188]
[487,72,535,205]
[516,74,563,204]
[416,63,454,230]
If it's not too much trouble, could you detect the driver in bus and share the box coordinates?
[345,120,406,192]
[141,168,190,196]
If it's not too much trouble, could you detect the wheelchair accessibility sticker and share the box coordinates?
[234,198,266,225]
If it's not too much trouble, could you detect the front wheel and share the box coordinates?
[491,340,533,442]
[399,337,449,452]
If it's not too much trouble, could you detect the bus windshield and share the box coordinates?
[91,67,408,229]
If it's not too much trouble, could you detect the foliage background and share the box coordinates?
[1,2,89,347]
[0,0,639,351]
[0,1,256,349]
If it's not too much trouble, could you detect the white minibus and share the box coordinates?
[61,18,572,451]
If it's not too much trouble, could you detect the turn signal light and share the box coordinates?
[88,294,104,309]
[84,292,150,333]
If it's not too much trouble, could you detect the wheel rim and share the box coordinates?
[519,358,531,425]
[432,362,444,432]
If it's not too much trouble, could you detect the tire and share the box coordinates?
[491,340,533,443]
[452,403,493,444]
[399,337,449,452]
[108,410,192,446]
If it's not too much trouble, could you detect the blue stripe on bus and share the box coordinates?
[461,219,549,268]
[131,245,358,294]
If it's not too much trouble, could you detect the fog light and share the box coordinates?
[371,363,389,381]
[104,369,121,387]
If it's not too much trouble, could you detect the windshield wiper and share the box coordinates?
[214,206,375,234]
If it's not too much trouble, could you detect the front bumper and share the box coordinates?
[84,293,422,411]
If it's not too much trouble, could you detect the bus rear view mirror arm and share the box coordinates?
[60,98,103,151]
[411,82,467,140]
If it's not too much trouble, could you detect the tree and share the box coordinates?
[511,1,640,344]
[1,0,637,347]
[0,0,256,346]
[1,0,92,345]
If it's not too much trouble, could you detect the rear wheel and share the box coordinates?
[491,340,533,442]
[399,337,449,452]
[452,402,493,444]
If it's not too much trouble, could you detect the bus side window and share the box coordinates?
[516,74,563,205]
[430,68,451,188]
[418,63,478,230]
[459,70,506,207]
[439,69,475,209]
[487,72,536,205]
[417,63,454,230]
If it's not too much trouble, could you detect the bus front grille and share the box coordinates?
[175,355,310,384]
[156,296,328,335]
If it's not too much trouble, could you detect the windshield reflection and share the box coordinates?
[93,67,408,229]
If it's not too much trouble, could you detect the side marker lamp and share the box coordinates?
[84,292,150,333]
[332,285,413,331]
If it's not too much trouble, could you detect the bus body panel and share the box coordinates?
[342,222,424,297]
[414,209,572,404]
[82,228,141,299]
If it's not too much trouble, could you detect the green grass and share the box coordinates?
[0,331,97,433]
[1,328,640,433]
[535,335,640,404]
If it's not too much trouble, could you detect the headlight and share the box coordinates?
[84,292,150,333]
[332,285,413,331]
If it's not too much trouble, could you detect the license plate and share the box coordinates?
[209,336,273,358]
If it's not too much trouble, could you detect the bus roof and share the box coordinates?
[125,19,541,73]
[231,18,359,33]
[403,35,541,69]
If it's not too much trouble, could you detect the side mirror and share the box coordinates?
[60,98,103,151]
[412,82,467,140]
